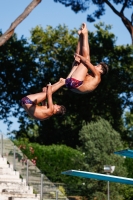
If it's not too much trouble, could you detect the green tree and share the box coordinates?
[77,117,127,199]
[9,24,133,147]
[123,111,133,147]
[0,32,39,128]
[12,25,82,146]
[121,155,133,200]
[14,140,85,195]
[53,0,133,44]
[122,184,133,200]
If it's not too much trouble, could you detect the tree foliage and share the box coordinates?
[0,32,39,127]
[14,140,85,195]
[123,111,133,147]
[53,0,133,44]
[121,154,133,200]
[13,119,133,198]
[78,117,127,199]
[1,23,133,147]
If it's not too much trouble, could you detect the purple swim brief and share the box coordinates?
[21,97,34,105]
[65,78,83,89]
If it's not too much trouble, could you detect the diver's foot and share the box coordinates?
[81,23,88,35]
[78,23,87,35]
[74,56,80,63]
[59,78,65,84]
[42,87,47,92]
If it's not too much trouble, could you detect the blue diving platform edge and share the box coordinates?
[61,170,133,185]
[114,149,133,158]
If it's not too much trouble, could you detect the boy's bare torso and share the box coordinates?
[22,104,51,121]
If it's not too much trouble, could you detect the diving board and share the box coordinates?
[114,149,133,158]
[61,170,133,185]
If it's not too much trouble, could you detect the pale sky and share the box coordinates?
[1,0,132,44]
[0,0,132,135]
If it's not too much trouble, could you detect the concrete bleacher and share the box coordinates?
[0,156,40,200]
[0,137,67,200]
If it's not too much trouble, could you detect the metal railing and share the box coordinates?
[0,133,67,200]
